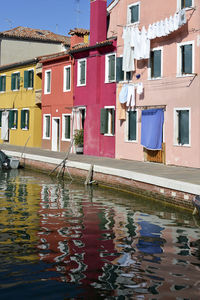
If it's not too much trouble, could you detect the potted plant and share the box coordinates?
[74,129,84,154]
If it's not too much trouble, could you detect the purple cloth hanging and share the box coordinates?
[141,109,164,150]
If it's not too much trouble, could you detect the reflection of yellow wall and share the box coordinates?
[0,177,41,262]
[0,63,42,147]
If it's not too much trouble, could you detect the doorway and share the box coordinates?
[52,118,60,151]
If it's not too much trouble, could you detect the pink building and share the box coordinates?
[108,0,200,168]
[70,0,117,158]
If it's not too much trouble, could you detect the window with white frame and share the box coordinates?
[105,53,116,83]
[63,66,71,92]
[0,75,6,92]
[174,108,190,146]
[77,59,86,86]
[11,72,20,91]
[128,2,140,24]
[62,114,71,140]
[100,107,115,135]
[177,41,194,76]
[116,57,132,82]
[43,114,51,139]
[126,110,137,141]
[178,0,193,10]
[149,48,162,79]
[9,110,18,129]
[24,69,34,89]
[44,70,51,94]
[21,109,29,130]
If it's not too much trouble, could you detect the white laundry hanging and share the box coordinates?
[122,26,135,72]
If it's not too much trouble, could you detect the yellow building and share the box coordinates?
[0,58,42,147]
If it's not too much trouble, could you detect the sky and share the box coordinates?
[0,0,113,36]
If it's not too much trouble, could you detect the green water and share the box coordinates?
[0,168,200,299]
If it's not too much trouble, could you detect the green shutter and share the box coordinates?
[154,50,161,78]
[3,76,6,91]
[30,70,34,88]
[128,111,137,140]
[66,68,71,90]
[24,71,29,88]
[0,111,2,127]
[111,109,115,135]
[80,61,85,84]
[21,110,25,129]
[116,57,124,82]
[17,73,20,90]
[130,5,139,23]
[15,111,18,129]
[11,74,15,90]
[100,108,108,134]
[0,76,2,91]
[178,110,189,145]
[65,116,71,139]
[182,44,192,74]
[108,55,115,81]
[9,110,14,128]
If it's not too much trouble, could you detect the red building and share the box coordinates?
[40,51,74,152]
[70,0,117,158]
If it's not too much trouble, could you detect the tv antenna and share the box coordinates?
[74,0,81,28]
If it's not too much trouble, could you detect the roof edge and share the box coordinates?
[0,58,39,72]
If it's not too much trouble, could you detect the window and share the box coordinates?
[62,114,71,140]
[43,114,51,139]
[174,108,190,146]
[116,57,132,82]
[11,72,20,91]
[181,0,193,9]
[44,70,51,94]
[100,107,115,135]
[128,2,140,24]
[9,110,18,129]
[77,59,86,86]
[21,109,29,130]
[63,66,71,91]
[24,69,34,89]
[149,48,162,79]
[127,110,137,141]
[177,42,193,76]
[105,53,116,83]
[0,75,6,92]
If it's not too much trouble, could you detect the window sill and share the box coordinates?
[148,77,162,81]
[0,91,5,93]
[63,89,71,93]
[61,138,71,142]
[125,140,138,143]
[43,137,51,140]
[176,74,195,78]
[44,91,51,95]
[173,143,191,147]
[104,134,115,137]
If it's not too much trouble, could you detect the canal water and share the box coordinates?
[0,169,200,300]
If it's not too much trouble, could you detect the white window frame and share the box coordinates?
[105,53,116,83]
[21,108,29,130]
[44,70,51,94]
[43,114,51,139]
[62,114,71,141]
[11,71,20,91]
[173,107,191,146]
[10,109,18,130]
[63,65,71,92]
[0,74,6,93]
[77,58,86,87]
[127,2,140,25]
[148,47,163,80]
[125,109,138,142]
[177,41,194,77]
[104,106,115,136]
[177,0,194,10]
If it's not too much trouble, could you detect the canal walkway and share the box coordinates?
[2,143,200,208]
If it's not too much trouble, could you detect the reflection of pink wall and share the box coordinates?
[108,0,200,167]
[74,42,117,157]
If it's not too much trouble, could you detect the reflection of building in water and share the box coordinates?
[0,173,40,262]
[38,184,118,287]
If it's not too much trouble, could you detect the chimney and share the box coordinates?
[90,0,107,46]
[68,28,90,48]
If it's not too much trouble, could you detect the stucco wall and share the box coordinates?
[0,38,66,65]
